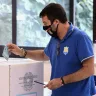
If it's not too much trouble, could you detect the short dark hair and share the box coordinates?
[39,3,68,23]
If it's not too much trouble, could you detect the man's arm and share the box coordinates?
[63,57,94,84]
[7,43,49,61]
[25,50,49,61]
[44,57,94,90]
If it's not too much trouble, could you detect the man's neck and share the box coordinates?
[58,22,70,40]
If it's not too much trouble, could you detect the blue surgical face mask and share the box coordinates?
[43,23,59,38]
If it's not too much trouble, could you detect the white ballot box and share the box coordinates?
[0,58,44,96]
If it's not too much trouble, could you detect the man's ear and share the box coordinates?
[54,19,60,24]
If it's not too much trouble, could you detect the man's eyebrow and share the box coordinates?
[43,21,47,24]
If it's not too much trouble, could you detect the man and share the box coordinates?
[7,3,95,96]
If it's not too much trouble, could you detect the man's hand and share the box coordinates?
[7,43,22,56]
[44,78,63,90]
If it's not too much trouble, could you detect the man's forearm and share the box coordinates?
[25,50,47,61]
[63,63,94,84]
[63,58,94,84]
[63,67,94,84]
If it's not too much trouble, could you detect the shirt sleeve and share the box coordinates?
[77,33,94,62]
[44,38,52,58]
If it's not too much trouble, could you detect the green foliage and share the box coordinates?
[75,0,93,40]
[0,2,12,45]
[17,0,69,47]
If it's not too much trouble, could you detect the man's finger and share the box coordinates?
[44,84,48,88]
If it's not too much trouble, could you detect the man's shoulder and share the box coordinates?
[73,27,90,40]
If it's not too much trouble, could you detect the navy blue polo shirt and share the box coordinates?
[44,23,95,96]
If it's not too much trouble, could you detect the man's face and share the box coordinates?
[41,15,59,32]
[41,15,59,38]
[41,15,51,27]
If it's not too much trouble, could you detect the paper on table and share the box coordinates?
[2,46,11,61]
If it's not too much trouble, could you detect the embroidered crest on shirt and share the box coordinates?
[63,46,69,55]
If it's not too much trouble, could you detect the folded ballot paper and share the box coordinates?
[2,46,11,60]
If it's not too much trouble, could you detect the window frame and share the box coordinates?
[0,0,94,57]
[93,0,96,43]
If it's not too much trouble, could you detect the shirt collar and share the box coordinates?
[60,22,75,42]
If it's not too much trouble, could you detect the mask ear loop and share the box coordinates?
[48,23,59,37]
[50,23,59,33]
[50,20,59,31]
[56,23,59,32]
